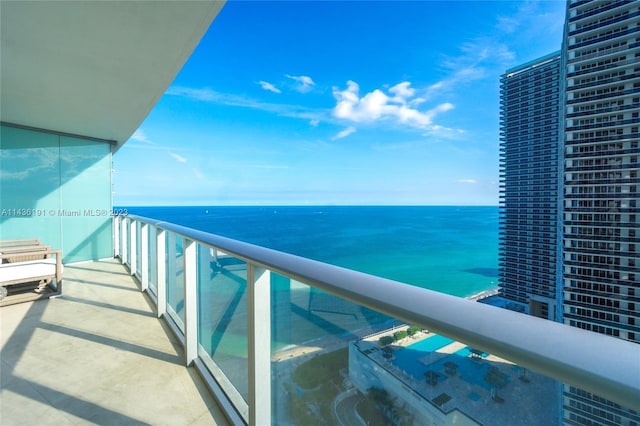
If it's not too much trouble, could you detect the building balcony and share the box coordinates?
[567,103,638,118]
[5,215,637,425]
[567,59,640,80]
[568,10,640,38]
[0,258,230,425]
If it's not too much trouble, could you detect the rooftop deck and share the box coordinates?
[0,258,230,425]
[353,331,558,424]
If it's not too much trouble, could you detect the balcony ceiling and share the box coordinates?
[0,1,223,150]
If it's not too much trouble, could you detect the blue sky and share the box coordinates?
[114,0,566,206]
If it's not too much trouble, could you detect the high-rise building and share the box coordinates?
[562,0,639,424]
[500,0,640,425]
[502,1,639,424]
[498,52,562,321]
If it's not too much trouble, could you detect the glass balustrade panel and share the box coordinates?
[196,243,249,409]
[270,278,562,425]
[165,232,185,330]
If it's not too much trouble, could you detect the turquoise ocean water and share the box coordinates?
[124,205,499,389]
[126,205,499,298]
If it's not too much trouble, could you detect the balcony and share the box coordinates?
[12,2,640,422]
[0,216,640,425]
[0,258,230,425]
[2,214,639,425]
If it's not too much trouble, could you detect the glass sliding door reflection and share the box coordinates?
[166,232,185,331]
[59,136,112,262]
[197,244,249,410]
[0,127,112,262]
[0,126,62,250]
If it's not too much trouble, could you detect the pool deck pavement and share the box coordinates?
[355,328,558,425]
[0,258,230,426]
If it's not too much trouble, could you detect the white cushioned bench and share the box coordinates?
[0,246,62,306]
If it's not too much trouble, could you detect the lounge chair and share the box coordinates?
[0,240,62,306]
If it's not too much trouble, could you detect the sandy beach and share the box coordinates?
[272,288,501,362]
[272,321,404,362]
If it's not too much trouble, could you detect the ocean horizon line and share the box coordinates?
[117,204,499,208]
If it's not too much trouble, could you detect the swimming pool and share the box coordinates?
[390,334,455,379]
[391,334,505,391]
[407,334,454,352]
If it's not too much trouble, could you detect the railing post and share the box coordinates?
[130,220,137,276]
[183,238,198,365]
[141,223,149,292]
[156,228,167,318]
[247,264,271,426]
[113,215,120,258]
[121,218,128,265]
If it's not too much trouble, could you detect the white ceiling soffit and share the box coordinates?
[1,1,224,150]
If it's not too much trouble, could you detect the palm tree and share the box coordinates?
[367,387,401,424]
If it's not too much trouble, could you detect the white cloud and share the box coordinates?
[456,179,477,184]
[496,15,520,34]
[332,80,454,128]
[285,74,316,93]
[422,124,466,139]
[428,63,488,97]
[0,169,31,180]
[426,1,562,103]
[309,119,320,127]
[192,167,204,180]
[167,86,323,123]
[131,129,154,144]
[259,80,281,93]
[426,37,515,100]
[167,86,234,103]
[497,1,552,35]
[388,82,415,102]
[1,146,65,181]
[466,41,515,64]
[332,126,357,140]
[168,151,187,164]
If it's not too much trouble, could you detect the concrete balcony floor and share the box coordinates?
[1,258,230,426]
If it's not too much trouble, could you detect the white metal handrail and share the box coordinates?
[116,214,640,420]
